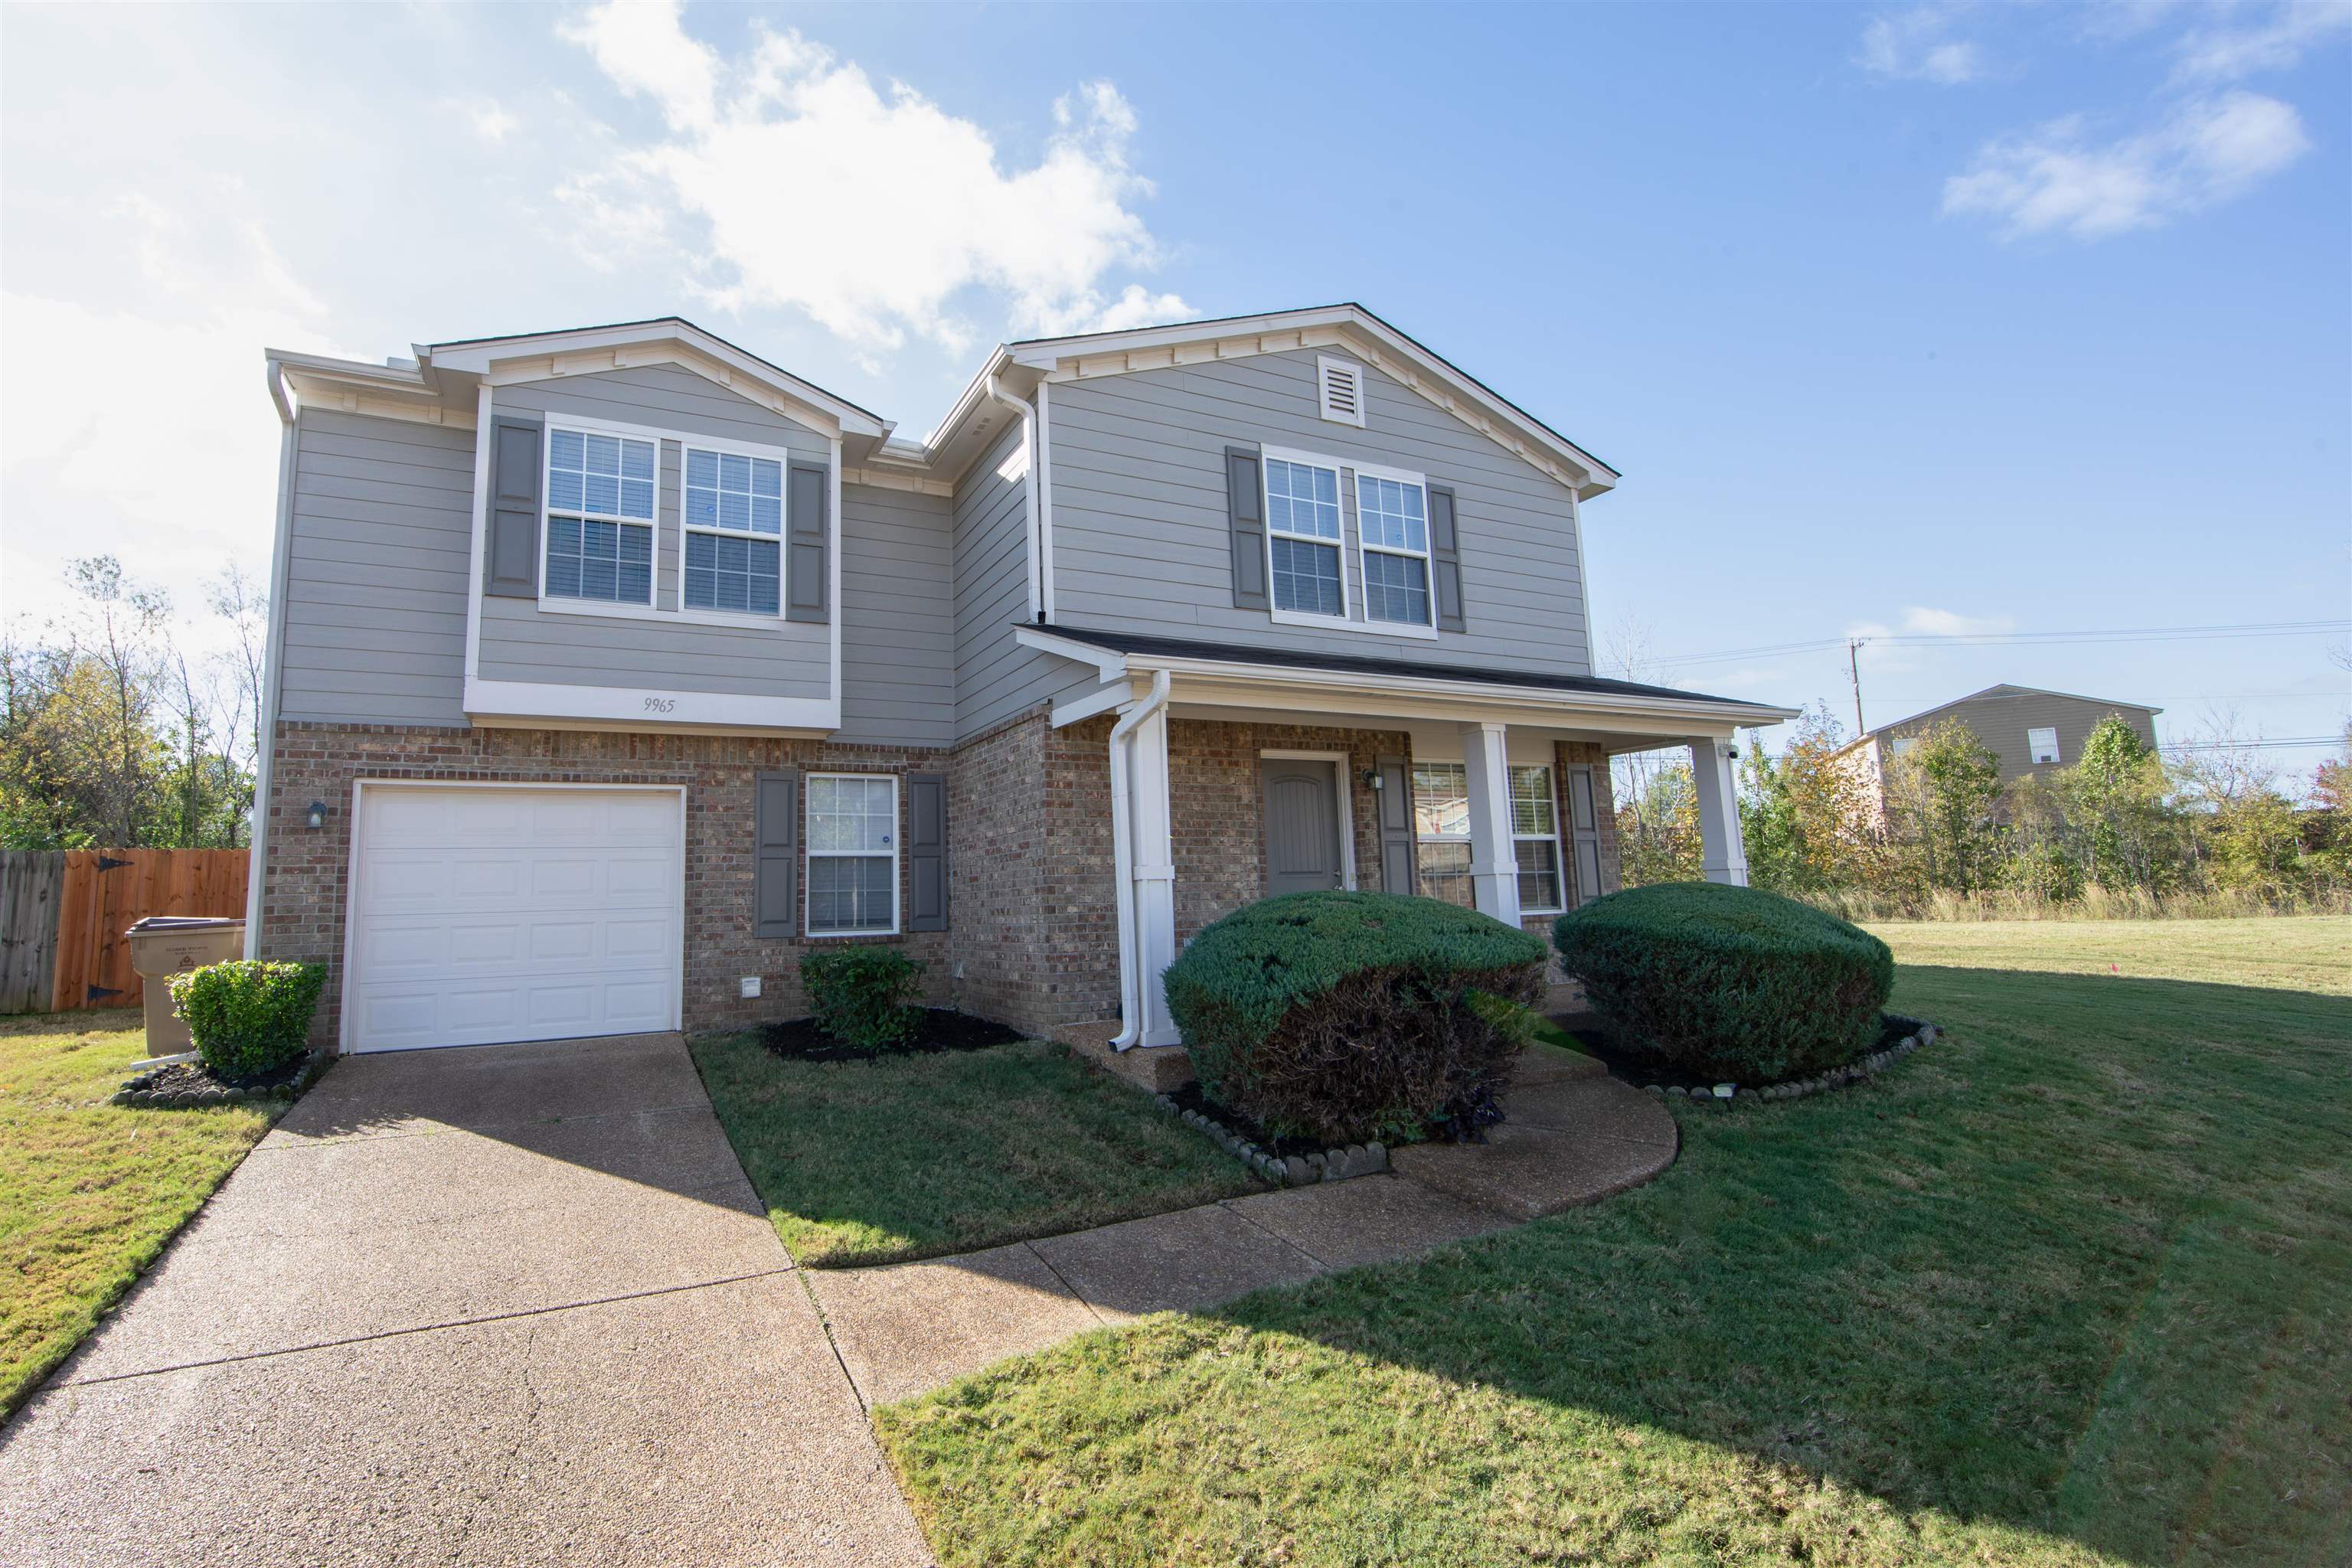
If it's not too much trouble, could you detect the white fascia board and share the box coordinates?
[1016,636,1797,730]
[1005,305,1619,496]
[463,677,839,736]
[424,322,890,439]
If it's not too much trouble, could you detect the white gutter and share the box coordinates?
[1107,668,1171,1050]
[1034,377,1056,619]
[983,373,1043,622]
[244,359,300,958]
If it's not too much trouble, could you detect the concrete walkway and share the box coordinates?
[808,1050,1678,1408]
[0,1034,933,1568]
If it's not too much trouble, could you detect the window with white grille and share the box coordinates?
[2027,727,2061,764]
[1317,356,1366,427]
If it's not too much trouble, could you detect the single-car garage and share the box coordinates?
[341,782,684,1053]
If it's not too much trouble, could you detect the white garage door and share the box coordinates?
[345,786,683,1053]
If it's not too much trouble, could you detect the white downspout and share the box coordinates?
[1108,668,1171,1049]
[243,359,299,958]
[984,372,1043,623]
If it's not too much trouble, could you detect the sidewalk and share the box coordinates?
[809,1067,1677,1408]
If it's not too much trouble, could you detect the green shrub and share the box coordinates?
[1162,890,1547,1145]
[168,960,326,1079]
[800,946,925,1053]
[1552,881,1893,1082]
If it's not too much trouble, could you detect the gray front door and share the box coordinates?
[1261,760,1344,896]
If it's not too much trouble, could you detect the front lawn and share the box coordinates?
[875,916,2352,1566]
[0,1009,274,1416]
[691,1034,1261,1268]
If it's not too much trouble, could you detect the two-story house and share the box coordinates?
[1828,684,2164,825]
[247,305,1793,1085]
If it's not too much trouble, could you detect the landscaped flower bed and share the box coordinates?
[111,1051,326,1109]
[763,1006,1021,1063]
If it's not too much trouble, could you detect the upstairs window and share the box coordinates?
[2027,727,2060,764]
[544,428,655,605]
[1890,736,1917,759]
[1356,471,1432,628]
[1264,455,1345,618]
[683,446,784,616]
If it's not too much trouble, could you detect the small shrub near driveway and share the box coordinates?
[1553,882,1892,1083]
[799,946,923,1052]
[1163,890,1547,1146]
[168,960,326,1079]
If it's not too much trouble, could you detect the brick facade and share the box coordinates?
[263,710,1628,1051]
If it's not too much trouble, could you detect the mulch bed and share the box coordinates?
[1561,1011,1931,1089]
[763,1008,1022,1063]
[115,1053,318,1107]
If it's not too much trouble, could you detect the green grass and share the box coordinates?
[691,1034,1262,1267]
[0,1009,273,1416]
[875,916,2352,1566]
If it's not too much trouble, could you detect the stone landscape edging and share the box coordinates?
[1153,1094,1391,1186]
[1643,1021,1940,1106]
[111,1052,329,1109]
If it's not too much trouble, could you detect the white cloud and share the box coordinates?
[557,1,1192,353]
[1942,90,2311,238]
[0,192,358,642]
[468,101,519,142]
[2173,2,2352,83]
[1857,7,1988,84]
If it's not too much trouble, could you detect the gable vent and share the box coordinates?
[1317,356,1367,427]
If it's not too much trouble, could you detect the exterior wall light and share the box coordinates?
[305,801,329,830]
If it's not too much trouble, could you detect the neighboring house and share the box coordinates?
[1829,684,2163,818]
[245,305,1793,1083]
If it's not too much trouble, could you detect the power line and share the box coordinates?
[2162,736,2344,752]
[1655,619,2352,668]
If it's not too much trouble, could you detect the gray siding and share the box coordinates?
[1883,689,2161,785]
[838,482,953,746]
[277,408,471,726]
[952,423,1058,738]
[1045,348,1592,678]
[479,365,830,700]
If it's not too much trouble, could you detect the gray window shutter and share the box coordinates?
[754,769,800,939]
[1225,445,1268,610]
[786,462,828,622]
[906,772,947,932]
[1428,483,1465,632]
[485,415,544,598]
[1376,756,1416,896]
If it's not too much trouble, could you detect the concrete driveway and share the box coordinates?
[0,1034,933,1568]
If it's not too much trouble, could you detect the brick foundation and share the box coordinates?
[261,712,1628,1053]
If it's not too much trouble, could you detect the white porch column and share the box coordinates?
[1129,701,1181,1046]
[1459,720,1521,926]
[1688,736,1749,886]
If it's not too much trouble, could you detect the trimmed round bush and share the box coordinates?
[1552,882,1893,1083]
[1162,890,1547,1145]
[168,960,327,1079]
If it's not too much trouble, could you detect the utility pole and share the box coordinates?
[1847,637,1869,737]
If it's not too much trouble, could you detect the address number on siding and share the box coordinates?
[642,696,678,714]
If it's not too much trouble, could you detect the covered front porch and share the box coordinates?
[1018,626,1797,1060]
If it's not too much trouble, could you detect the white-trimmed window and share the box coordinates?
[2027,727,2060,765]
[545,428,656,604]
[1263,452,1346,619]
[682,446,784,616]
[1410,762,1475,909]
[805,775,898,936]
[1511,765,1564,914]
[1890,736,1917,759]
[1355,468,1432,629]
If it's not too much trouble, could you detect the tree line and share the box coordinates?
[1616,706,2352,916]
[2,556,266,851]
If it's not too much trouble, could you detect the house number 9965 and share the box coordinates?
[642,697,678,714]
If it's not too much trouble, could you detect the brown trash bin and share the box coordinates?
[127,916,246,1057]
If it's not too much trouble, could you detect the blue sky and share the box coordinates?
[4,2,2345,782]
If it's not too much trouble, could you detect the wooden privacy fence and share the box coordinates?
[0,850,249,1014]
